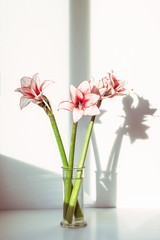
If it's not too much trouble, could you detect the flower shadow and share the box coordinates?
[93,94,157,207]
[122,94,157,143]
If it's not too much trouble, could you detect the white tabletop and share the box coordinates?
[0,208,160,240]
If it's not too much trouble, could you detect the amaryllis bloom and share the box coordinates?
[58,80,100,122]
[106,71,131,97]
[15,73,52,109]
[90,71,131,99]
[90,76,114,98]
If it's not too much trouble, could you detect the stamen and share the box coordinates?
[78,101,83,109]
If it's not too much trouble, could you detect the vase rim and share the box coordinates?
[61,167,85,170]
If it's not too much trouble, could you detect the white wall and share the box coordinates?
[0,0,160,209]
[0,0,70,172]
[88,0,160,208]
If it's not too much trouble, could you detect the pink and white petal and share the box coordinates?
[70,85,83,104]
[20,96,33,109]
[102,77,110,88]
[58,100,74,111]
[99,87,108,96]
[102,87,116,98]
[31,73,41,95]
[89,77,95,89]
[83,93,100,107]
[115,81,126,92]
[39,80,54,92]
[15,87,24,94]
[21,87,35,97]
[77,80,91,94]
[32,73,40,87]
[15,87,35,99]
[97,79,104,88]
[91,86,99,95]
[73,108,84,122]
[20,77,32,87]
[116,89,132,95]
[112,74,117,82]
[84,105,100,116]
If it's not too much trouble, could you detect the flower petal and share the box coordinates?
[73,108,84,122]
[91,86,100,95]
[15,87,24,94]
[70,85,83,104]
[15,87,36,99]
[58,101,74,111]
[83,93,100,107]
[22,87,36,96]
[84,105,100,116]
[20,96,33,109]
[20,77,32,87]
[98,87,108,96]
[39,80,54,92]
[100,87,115,98]
[77,80,91,94]
[31,73,41,95]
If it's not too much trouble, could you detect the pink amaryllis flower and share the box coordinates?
[90,70,131,99]
[15,73,52,109]
[58,80,100,122]
[90,76,114,98]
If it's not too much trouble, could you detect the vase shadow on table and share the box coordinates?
[92,94,157,207]
[0,154,62,210]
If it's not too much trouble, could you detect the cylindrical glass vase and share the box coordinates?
[60,167,87,228]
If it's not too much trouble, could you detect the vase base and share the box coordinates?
[60,220,87,228]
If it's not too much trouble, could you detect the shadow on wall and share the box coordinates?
[69,0,91,168]
[92,94,157,207]
[0,154,62,210]
[69,0,90,86]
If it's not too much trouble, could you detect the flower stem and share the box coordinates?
[39,99,68,168]
[78,116,95,168]
[69,122,78,169]
[77,100,101,169]
[63,122,77,218]
[49,114,68,168]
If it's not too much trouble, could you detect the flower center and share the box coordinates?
[77,100,83,109]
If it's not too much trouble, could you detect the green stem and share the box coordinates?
[77,100,102,169]
[63,122,77,218]
[69,122,78,168]
[49,114,68,168]
[78,116,95,168]
[39,100,68,168]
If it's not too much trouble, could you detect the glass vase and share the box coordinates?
[60,167,87,228]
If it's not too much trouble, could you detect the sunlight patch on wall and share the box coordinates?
[90,0,160,208]
[0,0,69,174]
